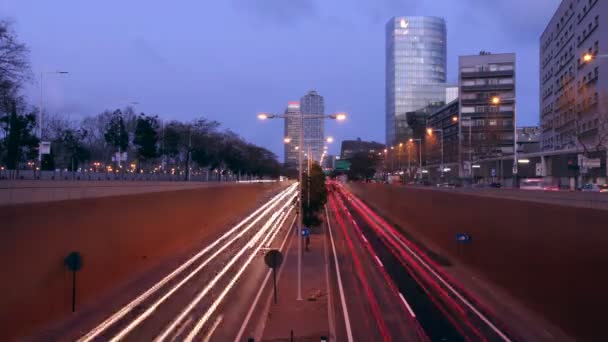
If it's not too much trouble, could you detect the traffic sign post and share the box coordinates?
[264,249,284,304]
[301,227,310,237]
[64,251,82,312]
[456,233,472,243]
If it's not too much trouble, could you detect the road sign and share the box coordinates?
[264,249,283,269]
[64,251,82,312]
[264,250,284,304]
[456,233,472,243]
[39,141,51,155]
[584,158,601,168]
[301,227,310,237]
[535,163,543,176]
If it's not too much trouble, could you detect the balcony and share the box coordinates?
[461,84,514,92]
[460,69,514,79]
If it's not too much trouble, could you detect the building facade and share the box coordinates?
[426,99,460,176]
[283,101,301,167]
[386,16,447,147]
[445,85,459,103]
[540,0,607,152]
[459,52,516,170]
[300,90,325,162]
[340,138,385,160]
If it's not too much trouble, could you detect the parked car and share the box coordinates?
[489,182,502,188]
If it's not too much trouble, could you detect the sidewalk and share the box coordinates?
[261,225,330,342]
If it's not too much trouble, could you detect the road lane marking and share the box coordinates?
[347,189,512,342]
[78,184,297,342]
[233,214,297,342]
[155,202,289,342]
[202,314,223,342]
[374,255,384,268]
[361,234,368,243]
[325,205,354,342]
[184,203,292,341]
[110,190,297,341]
[398,293,416,318]
[170,317,192,342]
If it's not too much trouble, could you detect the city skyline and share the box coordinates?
[2,0,559,160]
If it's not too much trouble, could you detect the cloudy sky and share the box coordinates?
[1,0,559,159]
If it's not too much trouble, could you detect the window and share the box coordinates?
[461,106,475,113]
[489,120,497,126]
[499,78,514,84]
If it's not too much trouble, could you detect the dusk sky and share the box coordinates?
[2,0,558,160]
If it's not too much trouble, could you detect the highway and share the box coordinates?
[48,183,298,341]
[326,181,514,341]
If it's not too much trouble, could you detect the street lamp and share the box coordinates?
[38,70,69,162]
[582,52,608,63]
[326,136,334,143]
[257,110,346,301]
[284,137,292,144]
[409,138,422,180]
[427,128,444,179]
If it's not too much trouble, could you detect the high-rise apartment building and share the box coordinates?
[539,0,607,152]
[300,90,325,162]
[459,52,516,162]
[386,16,447,146]
[283,101,301,167]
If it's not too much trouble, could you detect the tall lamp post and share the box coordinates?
[490,95,518,188]
[39,70,69,162]
[258,111,346,300]
[426,128,444,179]
[409,138,422,180]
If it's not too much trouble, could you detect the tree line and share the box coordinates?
[0,19,282,180]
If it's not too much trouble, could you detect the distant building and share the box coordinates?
[539,0,608,151]
[322,154,337,169]
[300,90,325,162]
[517,126,541,154]
[459,52,516,163]
[283,101,301,167]
[386,16,447,146]
[426,99,460,174]
[340,138,385,160]
[445,85,459,103]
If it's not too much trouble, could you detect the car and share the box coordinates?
[489,182,502,188]
[581,183,603,192]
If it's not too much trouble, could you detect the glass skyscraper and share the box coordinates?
[386,16,447,146]
[300,90,325,162]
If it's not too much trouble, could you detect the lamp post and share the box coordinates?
[409,138,422,180]
[490,95,518,188]
[38,70,69,163]
[426,128,444,179]
[258,111,346,300]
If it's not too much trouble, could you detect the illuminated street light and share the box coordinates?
[256,109,347,301]
[583,53,593,62]
[427,128,433,135]
[452,116,458,122]
[399,142,404,147]
[334,113,347,121]
[326,136,334,143]
[284,137,292,144]
[491,96,501,105]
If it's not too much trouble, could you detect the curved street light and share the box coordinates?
[257,110,347,300]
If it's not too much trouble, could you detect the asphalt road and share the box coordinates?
[39,183,298,342]
[326,181,514,341]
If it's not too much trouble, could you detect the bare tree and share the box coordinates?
[0,20,30,85]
